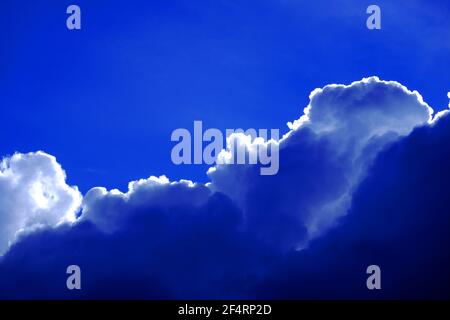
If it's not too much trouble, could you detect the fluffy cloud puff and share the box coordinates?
[209,77,433,248]
[0,152,82,255]
[81,176,212,233]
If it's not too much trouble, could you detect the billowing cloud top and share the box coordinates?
[208,77,433,247]
[82,176,211,233]
[0,77,449,299]
[0,152,82,255]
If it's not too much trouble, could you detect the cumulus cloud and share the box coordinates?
[0,152,82,255]
[81,176,211,233]
[208,77,432,247]
[79,77,431,250]
[254,114,450,299]
[0,78,435,253]
[0,180,251,299]
[0,77,449,298]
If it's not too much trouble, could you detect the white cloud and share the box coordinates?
[76,77,439,251]
[81,176,211,232]
[0,151,82,255]
[208,77,434,245]
[0,77,445,255]
[447,91,450,110]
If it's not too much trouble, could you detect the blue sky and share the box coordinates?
[1,0,449,192]
[0,0,450,299]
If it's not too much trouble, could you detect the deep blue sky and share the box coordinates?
[1,0,449,192]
